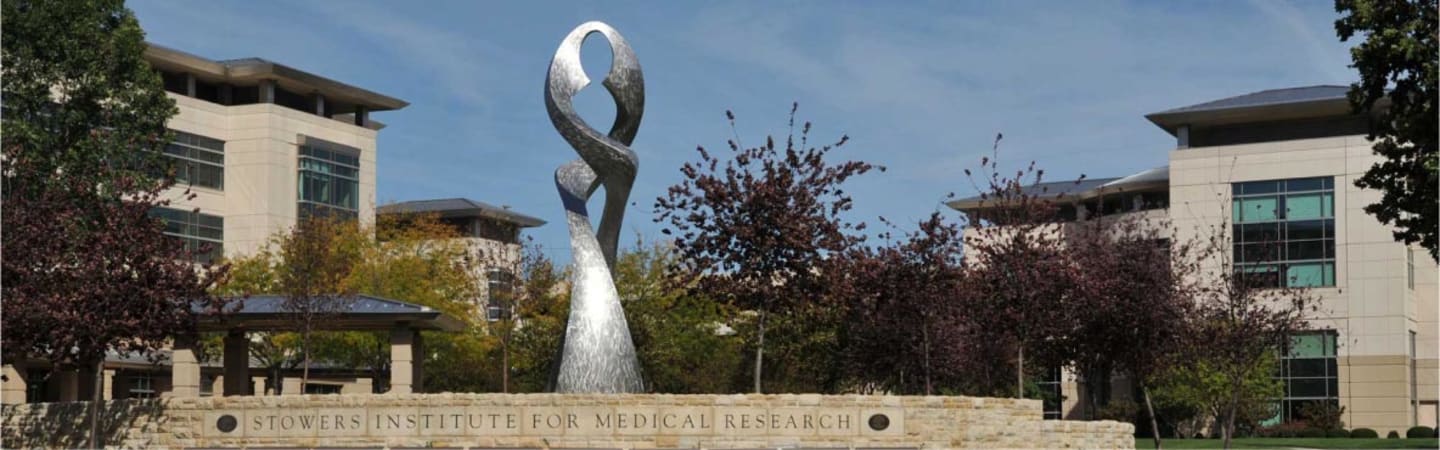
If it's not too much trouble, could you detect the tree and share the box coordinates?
[277,216,364,387]
[655,104,880,393]
[1186,217,1316,448]
[958,136,1076,398]
[2,1,228,447]
[845,213,966,395]
[219,213,482,393]
[1335,0,1439,260]
[1066,212,1197,449]
[615,237,746,393]
[475,237,569,393]
[1151,351,1283,439]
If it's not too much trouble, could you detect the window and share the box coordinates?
[1038,366,1063,420]
[1412,331,1419,426]
[486,269,516,322]
[165,130,225,190]
[1408,248,1416,290]
[1232,177,1336,288]
[129,374,155,399]
[150,207,224,264]
[304,383,342,395]
[1270,331,1339,424]
[297,136,360,221]
[25,369,48,403]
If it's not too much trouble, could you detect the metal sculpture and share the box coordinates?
[544,21,646,393]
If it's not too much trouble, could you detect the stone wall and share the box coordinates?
[1,393,1133,449]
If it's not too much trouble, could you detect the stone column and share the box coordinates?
[1,364,26,405]
[101,369,115,401]
[342,378,372,395]
[169,336,201,398]
[353,105,369,127]
[282,377,302,396]
[389,326,415,394]
[251,376,267,396]
[259,79,276,104]
[312,94,326,116]
[223,330,250,396]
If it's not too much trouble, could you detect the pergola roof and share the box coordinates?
[196,294,465,332]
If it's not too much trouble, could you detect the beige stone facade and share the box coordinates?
[0,393,1134,449]
[949,86,1438,435]
[1168,133,1438,433]
[164,94,382,257]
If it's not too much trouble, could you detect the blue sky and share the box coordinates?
[130,0,1357,260]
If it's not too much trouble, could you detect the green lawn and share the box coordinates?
[1133,437,1440,449]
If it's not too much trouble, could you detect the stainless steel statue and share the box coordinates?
[544,21,646,393]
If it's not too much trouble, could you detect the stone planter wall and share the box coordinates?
[1,393,1133,449]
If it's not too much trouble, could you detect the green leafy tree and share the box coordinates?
[1151,351,1282,439]
[1335,0,1439,260]
[615,238,745,393]
[218,213,482,393]
[503,247,570,392]
[2,0,228,447]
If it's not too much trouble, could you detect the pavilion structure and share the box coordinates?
[175,294,464,397]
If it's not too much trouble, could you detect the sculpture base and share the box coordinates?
[2,393,1133,449]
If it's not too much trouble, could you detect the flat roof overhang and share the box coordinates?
[144,43,409,112]
[1144,97,1379,136]
[195,294,465,333]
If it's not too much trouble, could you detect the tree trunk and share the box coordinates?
[501,331,511,393]
[1016,344,1025,398]
[300,325,311,392]
[1142,383,1162,450]
[1222,377,1242,449]
[753,308,767,394]
[921,322,933,395]
[88,360,104,449]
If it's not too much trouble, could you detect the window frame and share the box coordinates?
[1231,177,1337,288]
[165,129,225,191]
[1269,330,1340,424]
[129,373,156,399]
[296,135,361,221]
[151,206,224,264]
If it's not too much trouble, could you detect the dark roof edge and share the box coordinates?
[144,42,408,112]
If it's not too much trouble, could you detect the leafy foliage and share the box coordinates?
[1151,352,1283,439]
[655,104,879,393]
[217,213,482,393]
[2,2,228,446]
[1335,0,1439,260]
[615,238,745,393]
[843,213,966,395]
[957,136,1077,398]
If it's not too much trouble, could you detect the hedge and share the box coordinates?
[1350,428,1379,438]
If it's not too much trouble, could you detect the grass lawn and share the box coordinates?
[1133,437,1440,449]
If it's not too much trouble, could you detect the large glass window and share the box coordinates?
[150,207,224,264]
[297,136,360,220]
[165,130,224,190]
[1271,331,1339,424]
[1232,177,1336,288]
